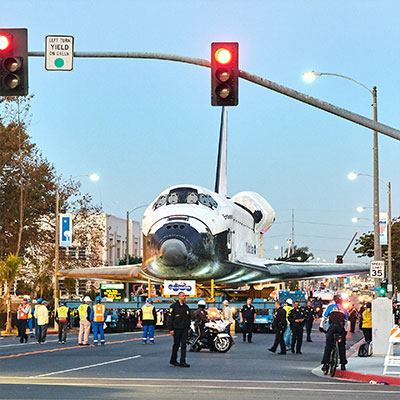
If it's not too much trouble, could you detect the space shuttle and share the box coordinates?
[59,108,368,284]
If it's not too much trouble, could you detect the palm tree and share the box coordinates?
[0,254,23,333]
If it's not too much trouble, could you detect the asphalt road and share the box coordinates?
[0,325,398,399]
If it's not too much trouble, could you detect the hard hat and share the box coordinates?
[145,298,153,303]
[286,298,293,305]
[84,296,92,302]
[37,298,43,304]
[223,300,229,305]
[27,299,31,303]
[33,300,37,304]
[95,296,102,303]
[198,300,206,306]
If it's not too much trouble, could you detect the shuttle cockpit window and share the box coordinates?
[153,188,218,210]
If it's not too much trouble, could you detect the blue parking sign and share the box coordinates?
[60,214,72,247]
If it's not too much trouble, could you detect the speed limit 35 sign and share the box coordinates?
[370,260,385,279]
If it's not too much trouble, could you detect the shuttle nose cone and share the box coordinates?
[160,239,188,266]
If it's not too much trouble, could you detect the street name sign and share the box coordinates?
[45,35,74,71]
[370,260,385,279]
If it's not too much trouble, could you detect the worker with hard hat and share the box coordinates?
[90,296,107,346]
[17,298,30,343]
[78,296,92,345]
[56,300,70,344]
[26,299,35,338]
[138,298,157,344]
[36,298,49,344]
[283,298,294,349]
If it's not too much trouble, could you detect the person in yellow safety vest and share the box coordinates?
[17,298,30,343]
[90,296,107,346]
[139,298,157,344]
[361,302,372,343]
[56,300,70,344]
[27,299,34,338]
[283,298,294,349]
[78,296,92,346]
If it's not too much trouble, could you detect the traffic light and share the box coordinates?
[0,29,28,96]
[211,42,238,106]
[378,279,388,296]
[336,255,343,264]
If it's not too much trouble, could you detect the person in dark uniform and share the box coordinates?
[167,292,191,367]
[268,301,287,354]
[320,295,348,372]
[304,300,315,342]
[288,301,305,354]
[194,300,208,341]
[393,301,400,325]
[240,297,256,343]
[348,304,359,333]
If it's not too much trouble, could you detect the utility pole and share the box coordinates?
[291,209,295,256]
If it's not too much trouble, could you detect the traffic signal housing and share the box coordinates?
[211,42,238,106]
[0,28,28,96]
[335,255,343,264]
[378,279,387,297]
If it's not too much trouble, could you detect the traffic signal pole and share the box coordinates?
[27,50,400,141]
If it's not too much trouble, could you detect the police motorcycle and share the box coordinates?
[188,307,233,353]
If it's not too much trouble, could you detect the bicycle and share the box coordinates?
[327,333,344,377]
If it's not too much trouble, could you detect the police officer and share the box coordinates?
[240,297,256,343]
[56,300,70,344]
[320,294,348,372]
[194,300,208,341]
[268,300,287,354]
[288,301,305,354]
[90,296,108,346]
[304,300,315,342]
[167,292,191,367]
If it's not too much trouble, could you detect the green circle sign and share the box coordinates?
[54,58,65,68]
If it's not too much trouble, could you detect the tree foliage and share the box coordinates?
[0,96,103,302]
[276,245,314,262]
[353,218,400,289]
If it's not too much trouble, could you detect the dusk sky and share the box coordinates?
[2,1,399,264]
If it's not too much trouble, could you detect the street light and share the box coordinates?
[54,173,100,313]
[125,204,147,263]
[304,71,381,262]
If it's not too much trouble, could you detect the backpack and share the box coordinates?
[358,342,372,357]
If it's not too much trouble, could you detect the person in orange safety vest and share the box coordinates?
[90,296,107,346]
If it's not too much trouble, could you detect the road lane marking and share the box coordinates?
[0,334,169,360]
[34,355,142,377]
[0,331,143,349]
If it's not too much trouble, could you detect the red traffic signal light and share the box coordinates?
[0,35,10,51]
[0,28,28,96]
[211,42,238,106]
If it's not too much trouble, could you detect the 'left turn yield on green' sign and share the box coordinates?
[45,35,74,71]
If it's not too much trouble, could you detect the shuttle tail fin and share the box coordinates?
[214,106,227,197]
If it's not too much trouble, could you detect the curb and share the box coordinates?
[333,369,400,385]
[312,338,400,386]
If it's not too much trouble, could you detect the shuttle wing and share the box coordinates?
[223,255,369,284]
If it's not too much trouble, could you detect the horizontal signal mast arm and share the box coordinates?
[28,51,400,141]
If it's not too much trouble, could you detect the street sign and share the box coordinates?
[164,280,196,296]
[59,214,72,247]
[370,260,385,279]
[45,35,74,71]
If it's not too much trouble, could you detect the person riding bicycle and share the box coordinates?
[320,294,348,373]
[194,300,208,342]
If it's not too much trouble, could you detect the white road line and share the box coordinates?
[0,331,143,349]
[34,355,141,377]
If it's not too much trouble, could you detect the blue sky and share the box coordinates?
[2,1,399,263]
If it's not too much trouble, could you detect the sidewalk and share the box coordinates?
[313,339,400,385]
